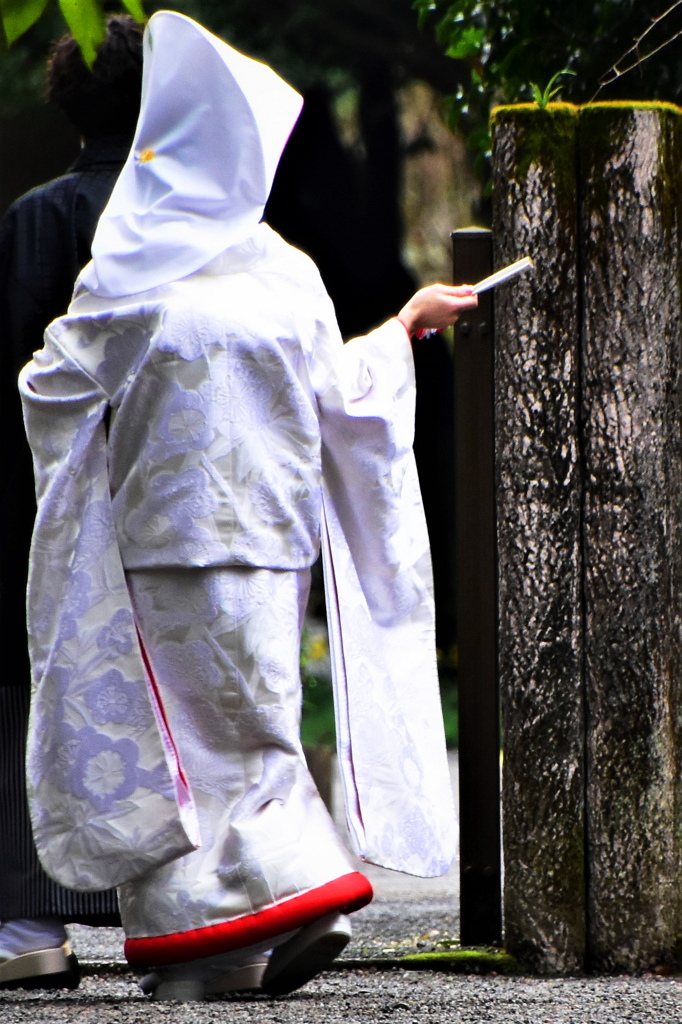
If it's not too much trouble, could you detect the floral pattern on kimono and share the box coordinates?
[20,224,456,890]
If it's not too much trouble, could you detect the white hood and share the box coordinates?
[80,10,303,298]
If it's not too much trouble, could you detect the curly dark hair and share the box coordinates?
[47,14,144,141]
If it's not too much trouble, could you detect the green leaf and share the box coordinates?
[541,67,576,105]
[58,0,105,67]
[445,23,484,60]
[469,124,491,152]
[0,0,50,46]
[120,0,145,25]
[528,68,576,109]
[413,0,435,30]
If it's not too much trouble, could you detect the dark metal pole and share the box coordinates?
[452,228,502,946]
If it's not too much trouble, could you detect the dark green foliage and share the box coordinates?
[439,677,458,749]
[1,0,467,106]
[414,0,682,171]
[0,6,62,114]
[300,675,337,747]
[0,0,143,64]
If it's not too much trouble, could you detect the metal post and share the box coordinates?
[452,228,502,946]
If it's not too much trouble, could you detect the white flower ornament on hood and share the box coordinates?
[80,10,303,298]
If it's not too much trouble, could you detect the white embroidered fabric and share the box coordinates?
[20,224,455,890]
[119,565,355,937]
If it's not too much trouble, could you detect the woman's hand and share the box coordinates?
[397,283,478,336]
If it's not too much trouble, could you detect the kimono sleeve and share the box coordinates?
[18,332,200,891]
[315,316,457,878]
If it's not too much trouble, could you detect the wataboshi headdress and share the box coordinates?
[81,10,303,298]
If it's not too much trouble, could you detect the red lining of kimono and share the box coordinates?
[124,872,373,966]
[136,626,190,790]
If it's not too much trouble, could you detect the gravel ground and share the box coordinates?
[2,968,681,1023]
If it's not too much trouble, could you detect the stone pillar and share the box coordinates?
[492,101,682,973]
[491,105,585,973]
[579,104,682,971]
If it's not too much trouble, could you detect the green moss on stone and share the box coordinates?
[400,949,520,975]
[492,101,579,117]
[584,100,682,115]
[491,103,578,211]
[492,101,682,245]
[493,99,682,116]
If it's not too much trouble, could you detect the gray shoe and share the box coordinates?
[261,912,351,996]
[0,944,81,991]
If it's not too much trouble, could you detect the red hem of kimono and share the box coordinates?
[124,871,373,966]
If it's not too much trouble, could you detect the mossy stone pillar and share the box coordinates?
[492,101,682,973]
[492,105,585,973]
[580,104,682,972]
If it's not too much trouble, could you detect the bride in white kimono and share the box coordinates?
[19,10,477,1000]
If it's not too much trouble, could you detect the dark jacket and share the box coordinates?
[0,138,130,686]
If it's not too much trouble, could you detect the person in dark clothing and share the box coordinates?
[0,14,143,990]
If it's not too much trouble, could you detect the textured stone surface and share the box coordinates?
[492,107,585,973]
[580,106,682,971]
[492,102,682,974]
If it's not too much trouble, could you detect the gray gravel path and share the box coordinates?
[2,968,681,1023]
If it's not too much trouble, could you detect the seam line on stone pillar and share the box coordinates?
[575,109,591,974]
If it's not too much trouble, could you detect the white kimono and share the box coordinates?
[20,224,455,955]
[18,11,455,964]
